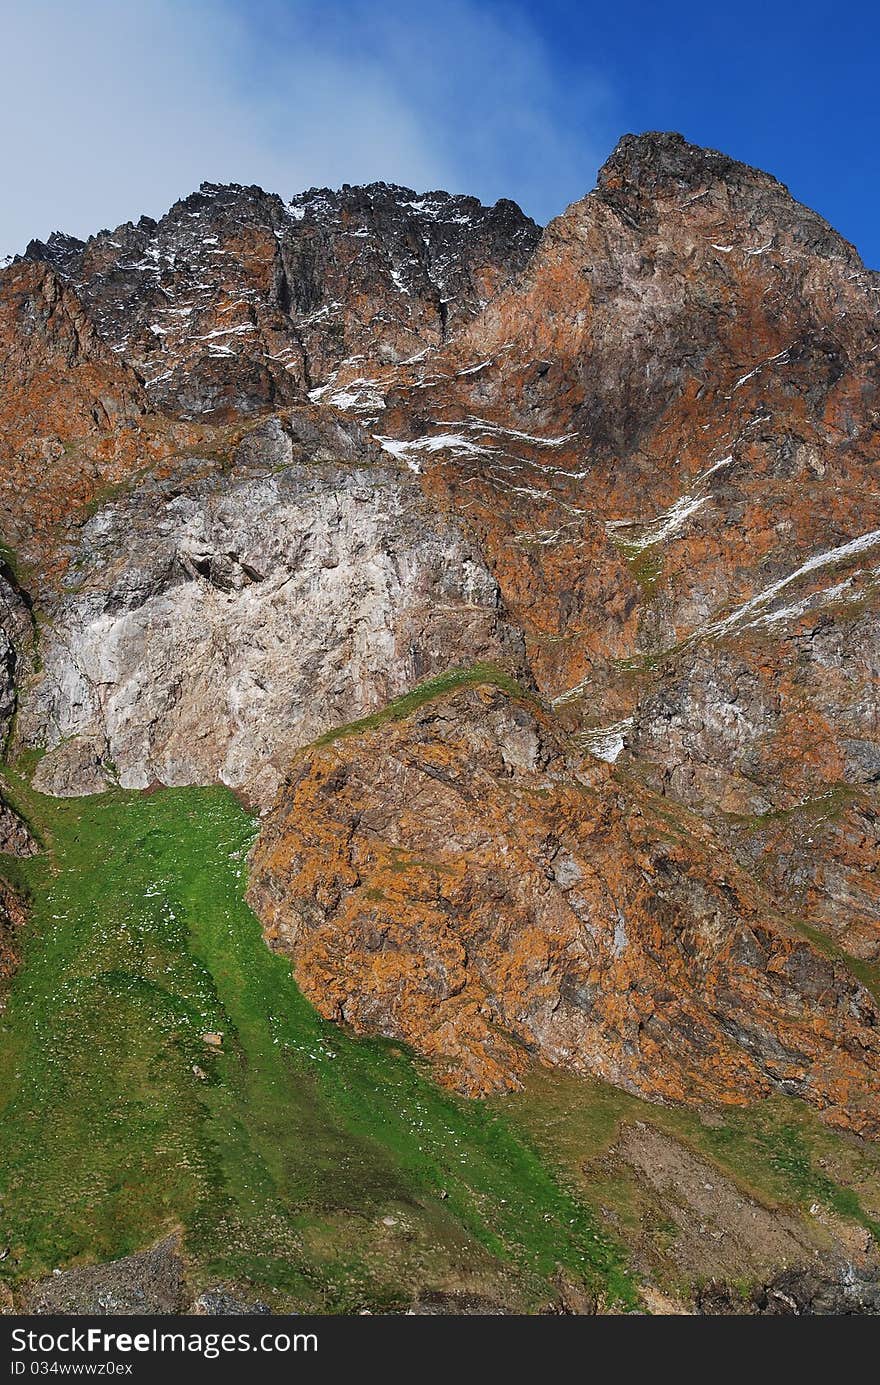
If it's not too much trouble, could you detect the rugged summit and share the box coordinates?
[23,181,539,417]
[2,132,880,1311]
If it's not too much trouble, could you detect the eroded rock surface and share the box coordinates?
[249,683,880,1134]
[3,131,879,1145]
[24,181,539,418]
[20,412,519,806]
[19,1236,186,1315]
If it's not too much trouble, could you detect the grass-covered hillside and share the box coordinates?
[1,770,878,1312]
[0,776,635,1311]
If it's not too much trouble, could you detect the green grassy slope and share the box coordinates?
[310,661,537,748]
[492,1071,880,1299]
[0,778,635,1311]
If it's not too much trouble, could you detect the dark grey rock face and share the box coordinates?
[21,1236,186,1315]
[22,181,540,419]
[0,568,32,747]
[698,1264,880,1315]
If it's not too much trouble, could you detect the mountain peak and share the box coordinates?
[598,129,784,197]
[21,229,86,272]
[593,129,864,268]
[3,138,880,1319]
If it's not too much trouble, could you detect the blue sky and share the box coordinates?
[3,0,878,265]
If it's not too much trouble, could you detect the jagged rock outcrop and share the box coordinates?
[369,132,880,703]
[0,260,149,564]
[0,568,37,863]
[249,682,880,1135]
[2,132,879,1143]
[24,182,539,419]
[698,1265,880,1315]
[359,133,880,1057]
[0,798,35,857]
[19,409,521,806]
[0,570,27,741]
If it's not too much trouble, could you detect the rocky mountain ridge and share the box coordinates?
[2,132,879,1298]
[22,180,539,418]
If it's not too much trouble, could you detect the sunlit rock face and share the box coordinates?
[248,683,880,1136]
[19,412,520,809]
[4,131,880,1135]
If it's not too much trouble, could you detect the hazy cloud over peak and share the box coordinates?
[1,0,613,258]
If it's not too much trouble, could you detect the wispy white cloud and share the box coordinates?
[0,0,615,258]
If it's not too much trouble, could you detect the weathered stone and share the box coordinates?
[3,133,879,1144]
[20,1235,185,1315]
[19,414,521,806]
[248,684,880,1134]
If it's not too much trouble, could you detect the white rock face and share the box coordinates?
[20,445,518,807]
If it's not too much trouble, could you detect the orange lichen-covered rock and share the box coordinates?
[0,260,145,556]
[4,131,880,1138]
[248,684,880,1136]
